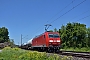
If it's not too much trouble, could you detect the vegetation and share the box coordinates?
[0,47,73,60]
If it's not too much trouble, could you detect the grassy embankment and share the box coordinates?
[0,47,73,60]
[61,47,90,52]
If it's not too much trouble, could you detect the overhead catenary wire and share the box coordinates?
[31,0,86,37]
[27,0,87,41]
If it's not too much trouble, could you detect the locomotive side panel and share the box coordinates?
[32,33,46,47]
[37,34,46,47]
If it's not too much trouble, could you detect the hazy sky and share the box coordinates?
[0,0,90,45]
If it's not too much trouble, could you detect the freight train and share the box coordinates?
[21,31,62,52]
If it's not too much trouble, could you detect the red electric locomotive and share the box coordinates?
[31,31,61,52]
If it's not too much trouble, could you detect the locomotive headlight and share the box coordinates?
[57,40,60,42]
[49,40,53,42]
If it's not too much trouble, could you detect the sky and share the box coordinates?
[0,0,90,45]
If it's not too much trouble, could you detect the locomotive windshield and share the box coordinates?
[49,34,59,38]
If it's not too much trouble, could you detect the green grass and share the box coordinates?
[0,47,73,60]
[61,47,90,52]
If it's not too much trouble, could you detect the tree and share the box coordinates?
[0,27,9,43]
[59,22,87,48]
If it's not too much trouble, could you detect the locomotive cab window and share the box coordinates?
[49,34,59,38]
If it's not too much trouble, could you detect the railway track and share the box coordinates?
[57,51,90,59]
[46,51,90,60]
